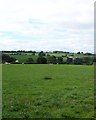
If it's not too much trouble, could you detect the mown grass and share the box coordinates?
[2,64,94,118]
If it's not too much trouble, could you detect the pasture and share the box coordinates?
[2,64,94,118]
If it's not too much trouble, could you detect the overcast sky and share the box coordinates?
[0,0,95,53]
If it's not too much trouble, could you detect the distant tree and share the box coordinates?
[74,57,83,65]
[38,51,46,57]
[66,57,73,64]
[37,56,47,64]
[2,54,10,63]
[32,51,36,54]
[32,53,35,55]
[0,53,1,63]
[84,53,92,55]
[47,55,57,64]
[57,57,63,64]
[2,54,16,63]
[47,54,50,57]
[9,57,16,63]
[46,55,51,64]
[77,52,80,54]
[93,56,96,63]
[53,51,64,53]
[53,51,58,53]
[25,58,34,64]
[82,56,93,65]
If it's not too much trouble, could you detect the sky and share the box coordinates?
[0,0,95,53]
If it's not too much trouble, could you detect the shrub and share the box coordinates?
[74,58,83,65]
[37,56,47,64]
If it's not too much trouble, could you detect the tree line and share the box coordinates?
[2,51,95,65]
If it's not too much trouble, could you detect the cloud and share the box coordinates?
[0,36,94,53]
[0,0,95,53]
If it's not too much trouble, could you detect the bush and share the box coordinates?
[2,54,16,63]
[74,58,83,65]
[47,55,57,64]
[25,58,34,64]
[66,57,73,64]
[37,56,47,64]
[57,57,63,64]
[82,56,93,65]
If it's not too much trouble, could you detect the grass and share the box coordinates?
[2,64,94,118]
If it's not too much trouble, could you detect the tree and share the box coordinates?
[77,52,80,54]
[82,56,93,65]
[2,54,16,63]
[32,53,35,55]
[9,57,16,63]
[57,57,63,64]
[74,57,83,65]
[25,58,34,64]
[38,51,46,57]
[66,57,73,64]
[37,56,47,64]
[47,55,57,64]
[93,56,96,63]
[0,52,1,63]
[84,52,92,55]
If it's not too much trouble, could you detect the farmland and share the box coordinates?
[2,64,94,118]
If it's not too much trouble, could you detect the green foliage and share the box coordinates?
[74,58,83,65]
[38,51,46,57]
[37,56,47,64]
[77,52,81,54]
[82,56,93,65]
[66,57,73,64]
[25,58,34,64]
[57,57,63,64]
[2,54,16,63]
[47,55,57,64]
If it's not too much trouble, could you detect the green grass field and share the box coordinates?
[2,64,94,118]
